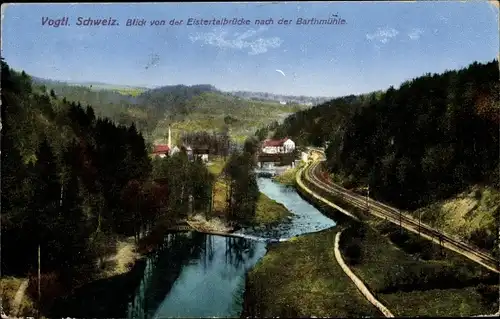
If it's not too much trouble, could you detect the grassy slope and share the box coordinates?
[272,162,306,187]
[153,92,304,143]
[327,166,499,256]
[207,157,292,226]
[245,227,382,317]
[408,185,499,253]
[342,219,499,317]
[110,87,146,97]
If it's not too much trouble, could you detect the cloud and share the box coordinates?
[408,28,424,40]
[366,27,399,44]
[189,26,283,55]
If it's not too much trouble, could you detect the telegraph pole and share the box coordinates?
[439,235,443,257]
[418,210,421,235]
[37,244,41,319]
[366,184,370,212]
[399,210,402,234]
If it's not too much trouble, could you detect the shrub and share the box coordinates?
[476,284,499,308]
[344,238,363,265]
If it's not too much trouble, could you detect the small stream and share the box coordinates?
[128,176,336,319]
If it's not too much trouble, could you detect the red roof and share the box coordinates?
[262,137,289,147]
[152,144,170,154]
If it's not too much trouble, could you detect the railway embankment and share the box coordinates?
[290,159,500,316]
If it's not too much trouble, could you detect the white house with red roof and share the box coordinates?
[261,137,295,154]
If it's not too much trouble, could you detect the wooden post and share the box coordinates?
[366,185,369,213]
[399,210,402,234]
[37,244,41,319]
[439,235,443,257]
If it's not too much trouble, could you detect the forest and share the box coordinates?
[0,59,259,315]
[267,60,499,251]
[269,60,499,206]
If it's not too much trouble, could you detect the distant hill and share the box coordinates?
[153,92,305,144]
[136,84,219,114]
[67,81,150,91]
[228,90,333,106]
[29,77,308,144]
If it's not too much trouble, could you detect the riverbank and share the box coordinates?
[242,226,382,317]
[0,235,147,319]
[271,163,304,187]
[209,157,293,227]
[242,163,499,317]
[243,217,498,317]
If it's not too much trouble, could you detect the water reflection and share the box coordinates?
[128,176,336,319]
[150,234,266,319]
[128,232,207,319]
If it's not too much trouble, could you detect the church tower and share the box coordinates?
[168,126,172,148]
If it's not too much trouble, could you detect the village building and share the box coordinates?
[151,144,170,158]
[192,146,210,163]
[261,137,296,154]
[151,126,178,158]
[151,127,210,164]
[170,145,180,156]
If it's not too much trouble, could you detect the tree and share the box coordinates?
[223,152,259,224]
[28,138,63,273]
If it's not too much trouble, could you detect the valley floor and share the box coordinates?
[242,227,382,317]
[244,215,499,317]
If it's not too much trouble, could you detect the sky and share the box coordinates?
[1,1,499,97]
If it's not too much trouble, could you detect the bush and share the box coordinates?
[476,284,499,308]
[469,227,496,252]
[344,239,363,265]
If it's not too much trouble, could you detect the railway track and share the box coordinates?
[302,159,500,274]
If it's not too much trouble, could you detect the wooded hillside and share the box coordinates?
[267,60,499,252]
[0,60,216,315]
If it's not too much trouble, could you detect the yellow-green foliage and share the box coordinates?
[152,92,306,141]
[0,277,35,317]
[113,88,146,97]
[207,156,226,176]
[272,163,305,186]
[411,185,499,251]
[126,107,149,119]
[254,193,292,226]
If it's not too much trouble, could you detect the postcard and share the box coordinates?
[1,2,499,318]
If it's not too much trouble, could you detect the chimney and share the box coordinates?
[168,126,172,148]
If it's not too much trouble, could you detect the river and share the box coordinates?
[127,177,336,319]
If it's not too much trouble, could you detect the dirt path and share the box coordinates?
[103,237,140,277]
[10,279,28,318]
[334,231,394,318]
[186,214,234,234]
